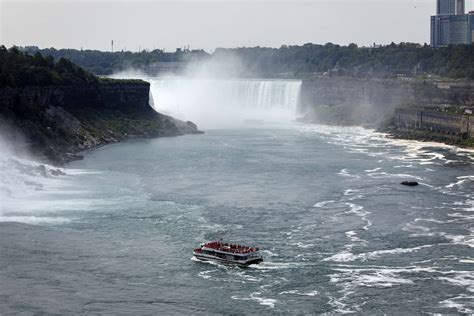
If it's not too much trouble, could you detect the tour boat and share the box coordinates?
[193,241,263,266]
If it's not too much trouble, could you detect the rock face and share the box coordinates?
[0,80,202,164]
[299,77,416,126]
[299,77,474,127]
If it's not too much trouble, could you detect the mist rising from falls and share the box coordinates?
[149,78,302,129]
[0,135,71,224]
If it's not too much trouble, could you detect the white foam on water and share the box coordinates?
[414,218,447,224]
[0,216,72,224]
[444,234,474,248]
[324,245,433,263]
[327,290,359,314]
[227,269,260,282]
[337,168,360,179]
[367,172,423,181]
[365,167,381,172]
[313,200,336,208]
[195,265,257,284]
[298,123,474,167]
[394,164,415,169]
[197,269,215,280]
[344,203,372,231]
[330,268,414,288]
[446,177,474,189]
[345,203,364,213]
[327,265,447,313]
[345,231,367,244]
[279,290,299,295]
[279,290,318,297]
[403,222,432,235]
[342,189,364,202]
[343,189,359,196]
[261,250,278,257]
[436,271,474,314]
[437,272,474,292]
[439,295,474,314]
[447,212,474,220]
[289,242,315,249]
[231,292,278,308]
[249,261,303,270]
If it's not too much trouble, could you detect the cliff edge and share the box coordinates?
[0,48,203,164]
[0,80,203,164]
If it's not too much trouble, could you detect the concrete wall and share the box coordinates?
[396,108,473,137]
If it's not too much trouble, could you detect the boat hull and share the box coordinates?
[193,253,263,267]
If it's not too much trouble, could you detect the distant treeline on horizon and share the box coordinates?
[11,42,474,79]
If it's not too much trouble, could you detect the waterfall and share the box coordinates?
[149,78,301,129]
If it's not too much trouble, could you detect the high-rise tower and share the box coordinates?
[455,0,465,15]
[432,0,471,47]
[436,0,465,15]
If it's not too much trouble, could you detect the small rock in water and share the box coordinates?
[401,181,419,187]
[51,169,66,176]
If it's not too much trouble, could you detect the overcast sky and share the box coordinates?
[1,0,474,52]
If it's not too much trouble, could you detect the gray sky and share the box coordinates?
[1,0,474,52]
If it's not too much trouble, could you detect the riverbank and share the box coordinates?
[383,128,474,148]
[299,76,474,148]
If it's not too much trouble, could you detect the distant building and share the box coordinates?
[436,0,464,15]
[455,0,465,15]
[471,11,474,41]
[145,61,185,75]
[431,0,474,46]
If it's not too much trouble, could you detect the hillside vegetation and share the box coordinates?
[19,42,474,79]
[0,46,97,86]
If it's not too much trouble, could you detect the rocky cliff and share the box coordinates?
[299,76,474,146]
[0,80,202,164]
[299,76,474,127]
[299,77,415,126]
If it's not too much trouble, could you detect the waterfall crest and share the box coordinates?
[149,78,301,129]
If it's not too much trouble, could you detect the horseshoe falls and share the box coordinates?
[149,78,302,129]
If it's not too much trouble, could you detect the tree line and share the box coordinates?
[9,42,474,79]
[21,46,209,75]
[212,42,474,78]
[0,46,97,86]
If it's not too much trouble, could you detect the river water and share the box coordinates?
[1,122,473,314]
[2,78,474,314]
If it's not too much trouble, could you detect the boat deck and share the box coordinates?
[199,241,259,254]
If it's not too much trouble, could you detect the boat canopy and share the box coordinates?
[200,241,259,254]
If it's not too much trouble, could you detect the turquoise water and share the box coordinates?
[1,123,473,314]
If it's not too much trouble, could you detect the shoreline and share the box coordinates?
[59,128,204,165]
[299,120,474,153]
[382,128,474,151]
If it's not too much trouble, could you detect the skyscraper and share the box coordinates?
[436,0,465,15]
[455,0,465,15]
[431,0,471,46]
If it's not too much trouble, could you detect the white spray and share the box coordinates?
[0,132,69,224]
[112,56,302,129]
[149,78,302,129]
